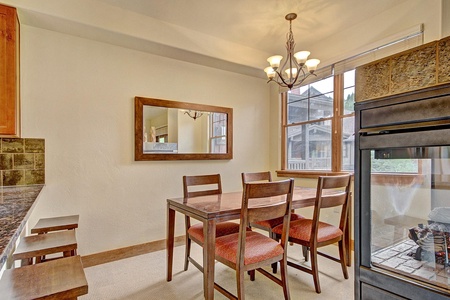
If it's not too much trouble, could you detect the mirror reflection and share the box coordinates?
[143,106,227,154]
[135,97,233,160]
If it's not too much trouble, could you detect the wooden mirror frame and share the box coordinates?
[135,96,233,161]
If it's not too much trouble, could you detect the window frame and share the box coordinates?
[209,112,227,154]
[278,72,355,178]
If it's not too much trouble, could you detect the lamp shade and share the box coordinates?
[305,59,320,72]
[267,55,283,69]
[294,51,310,64]
[285,68,298,79]
[264,67,276,79]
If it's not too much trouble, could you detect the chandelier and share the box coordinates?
[264,13,320,90]
[184,110,204,120]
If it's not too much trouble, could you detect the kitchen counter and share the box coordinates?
[0,185,44,269]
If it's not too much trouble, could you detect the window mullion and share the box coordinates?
[281,93,287,170]
[333,74,344,172]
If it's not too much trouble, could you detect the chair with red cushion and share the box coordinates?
[242,171,307,273]
[183,174,241,272]
[273,174,351,293]
[214,178,295,300]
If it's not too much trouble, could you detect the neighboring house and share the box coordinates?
[287,87,353,170]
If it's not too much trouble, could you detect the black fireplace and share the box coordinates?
[355,83,450,299]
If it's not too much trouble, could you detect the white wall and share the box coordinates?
[21,25,270,255]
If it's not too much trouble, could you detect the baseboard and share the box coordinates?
[81,236,185,268]
[81,236,355,268]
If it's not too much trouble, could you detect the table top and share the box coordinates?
[0,255,88,299]
[167,187,318,220]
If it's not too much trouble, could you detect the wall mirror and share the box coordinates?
[135,96,233,160]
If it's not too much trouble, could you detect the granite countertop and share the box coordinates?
[0,185,44,269]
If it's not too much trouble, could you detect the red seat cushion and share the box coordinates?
[272,219,342,243]
[188,221,241,244]
[215,231,284,265]
[253,213,305,229]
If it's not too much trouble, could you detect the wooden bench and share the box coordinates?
[31,215,79,234]
[0,255,88,299]
[13,230,77,266]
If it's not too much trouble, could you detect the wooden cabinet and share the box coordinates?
[0,4,19,137]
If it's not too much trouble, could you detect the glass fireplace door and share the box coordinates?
[368,146,450,292]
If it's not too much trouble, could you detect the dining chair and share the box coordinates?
[183,174,241,272]
[214,178,295,300]
[241,171,307,273]
[273,174,351,293]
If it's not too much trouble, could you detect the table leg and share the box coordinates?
[203,219,216,300]
[167,204,175,281]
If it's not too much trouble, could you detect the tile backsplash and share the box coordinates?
[0,138,45,186]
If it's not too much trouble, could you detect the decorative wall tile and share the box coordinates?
[35,154,45,169]
[0,154,13,170]
[13,154,34,170]
[1,139,24,153]
[0,138,45,186]
[2,170,25,186]
[356,59,390,101]
[391,44,436,94]
[25,170,45,185]
[438,36,450,84]
[24,139,45,153]
[356,36,450,102]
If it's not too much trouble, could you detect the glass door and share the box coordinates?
[367,146,450,292]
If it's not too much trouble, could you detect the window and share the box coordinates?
[279,25,424,175]
[209,112,227,153]
[281,70,355,174]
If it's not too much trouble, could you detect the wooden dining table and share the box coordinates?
[166,186,351,300]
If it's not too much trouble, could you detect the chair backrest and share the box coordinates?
[312,174,351,235]
[183,174,222,198]
[238,178,295,262]
[241,171,272,186]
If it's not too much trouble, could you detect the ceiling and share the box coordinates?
[96,0,407,59]
[14,0,410,77]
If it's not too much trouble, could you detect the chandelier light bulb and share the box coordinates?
[267,55,283,70]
